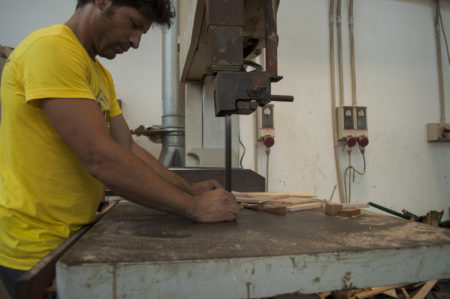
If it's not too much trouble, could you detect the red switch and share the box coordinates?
[346,136,357,147]
[263,136,275,148]
[358,136,369,147]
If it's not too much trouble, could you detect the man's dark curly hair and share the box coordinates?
[76,0,175,28]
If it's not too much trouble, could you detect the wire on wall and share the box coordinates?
[439,8,450,64]
[239,136,246,169]
[343,147,366,203]
[265,147,270,192]
[330,0,367,203]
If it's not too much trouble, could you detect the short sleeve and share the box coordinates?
[20,35,95,102]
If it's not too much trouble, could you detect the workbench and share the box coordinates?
[56,200,450,299]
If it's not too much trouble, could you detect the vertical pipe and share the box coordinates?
[435,0,446,124]
[225,114,232,191]
[160,0,185,166]
[349,0,357,106]
[329,0,345,203]
[337,0,344,106]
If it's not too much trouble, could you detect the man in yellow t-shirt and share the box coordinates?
[0,0,239,297]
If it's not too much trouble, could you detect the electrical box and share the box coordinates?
[426,123,450,142]
[258,104,274,140]
[355,106,368,137]
[336,106,368,141]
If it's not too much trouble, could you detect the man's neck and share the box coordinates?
[65,5,96,60]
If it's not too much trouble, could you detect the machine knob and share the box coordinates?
[346,136,357,147]
[264,136,275,148]
[358,136,369,147]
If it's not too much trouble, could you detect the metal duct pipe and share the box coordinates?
[435,0,446,125]
[159,0,185,167]
[329,0,345,204]
[337,0,344,106]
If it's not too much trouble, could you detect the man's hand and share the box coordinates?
[189,188,239,222]
[189,179,222,195]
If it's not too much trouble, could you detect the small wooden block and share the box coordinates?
[324,202,343,216]
[339,207,361,217]
[259,206,287,215]
[241,203,286,215]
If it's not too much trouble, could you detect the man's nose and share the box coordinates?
[129,32,142,49]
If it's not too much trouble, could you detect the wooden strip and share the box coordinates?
[411,280,437,299]
[382,288,398,298]
[342,202,371,208]
[245,192,317,198]
[356,284,407,299]
[287,202,324,212]
[318,291,332,299]
[401,287,410,299]
[232,191,252,198]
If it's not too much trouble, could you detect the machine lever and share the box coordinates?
[270,95,294,102]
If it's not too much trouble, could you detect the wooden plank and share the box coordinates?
[235,194,289,204]
[267,197,320,205]
[411,280,437,299]
[245,192,316,198]
[241,203,286,215]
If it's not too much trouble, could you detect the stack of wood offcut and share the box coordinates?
[234,192,323,215]
[320,280,440,299]
[235,192,371,216]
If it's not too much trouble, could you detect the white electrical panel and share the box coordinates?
[355,106,368,138]
[257,104,274,140]
[336,106,368,141]
[426,123,450,142]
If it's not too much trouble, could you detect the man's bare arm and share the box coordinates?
[109,114,223,195]
[42,98,239,222]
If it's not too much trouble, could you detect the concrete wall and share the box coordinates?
[0,0,449,219]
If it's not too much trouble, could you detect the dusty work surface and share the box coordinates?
[60,200,450,265]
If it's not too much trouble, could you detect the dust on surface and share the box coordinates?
[60,201,450,265]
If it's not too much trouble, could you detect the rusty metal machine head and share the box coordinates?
[203,0,293,116]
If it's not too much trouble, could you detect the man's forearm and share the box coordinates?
[130,142,194,194]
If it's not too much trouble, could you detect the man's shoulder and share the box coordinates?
[10,25,89,71]
[24,25,79,48]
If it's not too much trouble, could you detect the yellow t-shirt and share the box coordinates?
[0,24,122,270]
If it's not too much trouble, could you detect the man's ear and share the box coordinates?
[94,0,112,11]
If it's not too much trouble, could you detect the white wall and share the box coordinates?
[1,0,449,219]
[260,0,450,219]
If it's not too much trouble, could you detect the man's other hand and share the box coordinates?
[190,188,239,222]
[190,179,222,195]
